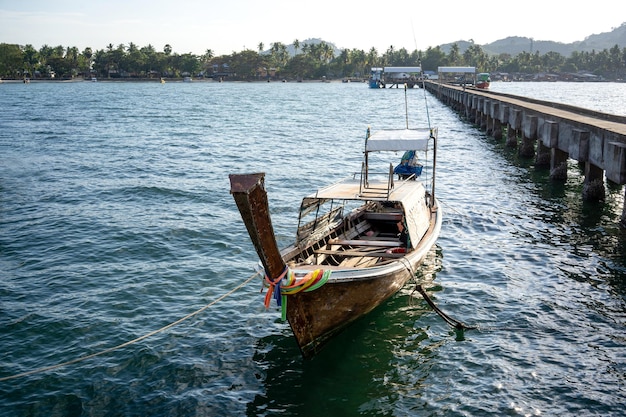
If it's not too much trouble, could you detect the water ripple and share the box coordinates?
[1,81,625,416]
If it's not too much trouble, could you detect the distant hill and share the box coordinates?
[571,22,626,52]
[440,22,626,56]
[268,24,626,59]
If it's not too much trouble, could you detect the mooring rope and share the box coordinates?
[0,271,261,382]
[413,284,476,330]
[399,257,475,331]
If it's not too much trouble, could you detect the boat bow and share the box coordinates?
[229,173,286,281]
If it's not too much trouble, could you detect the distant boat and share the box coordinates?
[369,67,384,88]
[183,76,192,82]
[91,77,97,82]
[476,73,491,89]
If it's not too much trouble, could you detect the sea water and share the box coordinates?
[1,80,625,416]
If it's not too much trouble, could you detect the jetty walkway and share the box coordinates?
[423,81,626,226]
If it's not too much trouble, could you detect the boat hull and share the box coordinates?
[285,204,441,358]
[476,73,490,89]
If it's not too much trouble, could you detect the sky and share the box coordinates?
[1,0,625,56]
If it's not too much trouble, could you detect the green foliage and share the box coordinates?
[0,41,625,80]
[0,43,23,77]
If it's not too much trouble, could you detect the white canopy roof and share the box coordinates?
[366,128,434,152]
[384,66,422,73]
[437,66,475,73]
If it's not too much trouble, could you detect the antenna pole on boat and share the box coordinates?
[422,71,432,131]
[430,129,437,209]
[364,127,370,186]
[404,83,409,129]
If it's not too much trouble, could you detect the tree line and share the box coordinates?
[0,40,625,81]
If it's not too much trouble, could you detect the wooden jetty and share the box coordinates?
[423,80,626,227]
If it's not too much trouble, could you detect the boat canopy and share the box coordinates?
[295,127,437,248]
[437,66,475,74]
[384,66,421,73]
[366,128,434,152]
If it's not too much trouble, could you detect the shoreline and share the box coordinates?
[0,77,351,84]
[2,77,621,84]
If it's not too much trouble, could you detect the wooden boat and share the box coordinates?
[230,126,442,358]
[476,72,491,89]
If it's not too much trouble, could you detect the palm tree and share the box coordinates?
[79,47,93,78]
[320,41,334,63]
[608,44,624,79]
[293,39,300,55]
[102,44,114,78]
[270,42,288,69]
[383,45,395,66]
[367,47,378,68]
[340,49,349,65]
[65,46,79,77]
[22,44,39,77]
[447,43,462,66]
[201,49,214,76]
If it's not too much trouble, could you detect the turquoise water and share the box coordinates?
[1,80,625,416]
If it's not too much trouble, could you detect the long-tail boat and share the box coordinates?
[476,72,491,89]
[230,126,442,358]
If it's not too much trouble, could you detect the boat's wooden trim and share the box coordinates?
[363,212,403,221]
[314,248,405,258]
[358,235,399,241]
[327,239,402,247]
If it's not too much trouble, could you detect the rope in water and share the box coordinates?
[399,257,475,331]
[414,284,477,330]
[0,271,261,382]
